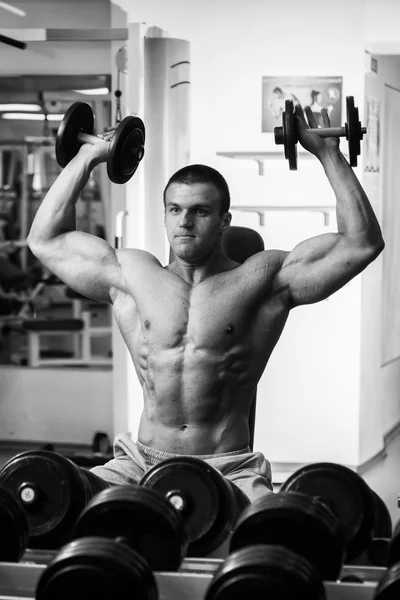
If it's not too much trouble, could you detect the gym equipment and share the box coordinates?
[280,462,376,562]
[140,456,250,557]
[373,563,400,600]
[55,102,145,184]
[371,489,393,539]
[359,490,392,567]
[36,537,158,600]
[386,518,400,568]
[0,450,110,549]
[204,544,326,600]
[274,96,367,170]
[0,485,29,561]
[74,485,188,571]
[229,491,345,581]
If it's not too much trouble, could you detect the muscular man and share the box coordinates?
[27,106,384,502]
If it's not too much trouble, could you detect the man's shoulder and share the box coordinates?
[241,248,289,272]
[115,248,163,270]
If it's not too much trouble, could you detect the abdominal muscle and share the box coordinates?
[135,343,256,454]
[112,260,290,455]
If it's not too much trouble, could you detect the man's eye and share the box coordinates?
[197,209,207,215]
[171,207,179,213]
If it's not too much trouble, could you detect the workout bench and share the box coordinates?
[22,287,112,367]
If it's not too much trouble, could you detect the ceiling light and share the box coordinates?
[0,104,41,112]
[0,1,26,17]
[72,87,109,95]
[2,113,64,121]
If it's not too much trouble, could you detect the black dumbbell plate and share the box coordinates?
[56,102,94,168]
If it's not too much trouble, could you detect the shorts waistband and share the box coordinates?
[136,440,251,464]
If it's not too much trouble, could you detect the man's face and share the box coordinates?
[164,182,231,262]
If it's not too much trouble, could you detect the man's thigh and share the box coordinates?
[90,434,148,485]
[205,451,274,504]
[90,456,145,485]
[225,469,274,503]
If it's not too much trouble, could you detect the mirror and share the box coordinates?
[0,74,113,368]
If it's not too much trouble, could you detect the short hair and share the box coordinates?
[163,164,231,215]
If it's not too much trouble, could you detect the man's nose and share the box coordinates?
[179,211,193,228]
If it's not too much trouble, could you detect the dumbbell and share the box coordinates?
[55,102,145,184]
[229,491,345,582]
[139,456,250,558]
[374,520,400,600]
[72,484,187,571]
[36,537,158,600]
[280,461,377,564]
[350,488,392,568]
[0,485,29,561]
[0,450,111,549]
[274,96,367,170]
[205,544,326,600]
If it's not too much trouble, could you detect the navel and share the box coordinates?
[225,324,235,335]
[180,425,188,432]
[144,319,151,330]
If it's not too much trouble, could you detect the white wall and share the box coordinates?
[0,367,113,444]
[360,55,400,464]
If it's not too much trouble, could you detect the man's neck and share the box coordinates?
[167,252,237,285]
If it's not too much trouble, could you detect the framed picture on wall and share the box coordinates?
[261,76,343,132]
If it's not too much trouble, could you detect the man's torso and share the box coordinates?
[110,249,291,454]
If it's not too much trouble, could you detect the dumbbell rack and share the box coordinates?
[0,553,383,600]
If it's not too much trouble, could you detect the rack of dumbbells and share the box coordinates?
[0,451,397,599]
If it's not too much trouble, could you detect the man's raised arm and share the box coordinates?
[27,142,125,303]
[275,105,385,307]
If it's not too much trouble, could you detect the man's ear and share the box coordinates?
[221,211,232,233]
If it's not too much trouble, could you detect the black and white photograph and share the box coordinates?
[0,3,398,595]
[262,75,343,132]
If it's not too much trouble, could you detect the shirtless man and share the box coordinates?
[27,105,384,502]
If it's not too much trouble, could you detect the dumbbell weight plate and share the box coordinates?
[230,491,345,581]
[280,462,375,562]
[36,537,158,600]
[0,450,109,549]
[205,544,326,600]
[347,490,392,567]
[140,456,250,557]
[371,489,392,538]
[56,102,94,168]
[107,115,145,184]
[386,519,400,567]
[373,562,400,600]
[74,485,187,571]
[283,99,298,170]
[346,96,362,167]
[0,485,29,561]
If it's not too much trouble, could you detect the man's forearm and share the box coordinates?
[27,153,94,245]
[319,148,384,249]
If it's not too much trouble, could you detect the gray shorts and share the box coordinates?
[90,433,273,503]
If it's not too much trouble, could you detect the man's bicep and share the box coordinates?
[29,231,124,303]
[277,233,368,306]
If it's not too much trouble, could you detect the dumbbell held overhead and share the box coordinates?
[274,96,367,170]
[56,102,145,184]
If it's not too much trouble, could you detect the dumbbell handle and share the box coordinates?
[77,132,107,145]
[308,126,367,138]
[275,125,367,145]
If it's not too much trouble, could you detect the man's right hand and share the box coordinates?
[77,131,114,168]
[294,104,340,162]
